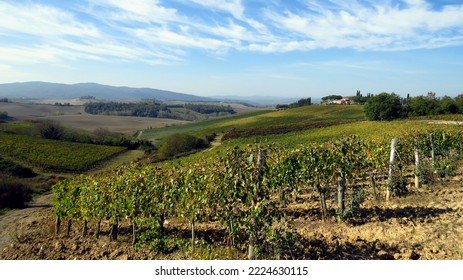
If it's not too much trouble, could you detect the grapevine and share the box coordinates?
[51,129,463,258]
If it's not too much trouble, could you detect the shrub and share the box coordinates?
[387,172,408,197]
[0,180,32,209]
[0,111,8,120]
[157,133,208,159]
[417,159,437,185]
[435,160,457,179]
[0,157,37,178]
[37,119,64,140]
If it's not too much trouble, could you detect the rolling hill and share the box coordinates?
[0,81,214,102]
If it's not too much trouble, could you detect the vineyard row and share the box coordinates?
[52,129,463,259]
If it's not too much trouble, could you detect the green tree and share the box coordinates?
[322,95,343,102]
[364,92,403,121]
[453,94,463,113]
[407,93,439,116]
[438,96,458,114]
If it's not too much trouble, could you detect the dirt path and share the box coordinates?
[427,120,463,125]
[209,133,223,149]
[0,193,53,255]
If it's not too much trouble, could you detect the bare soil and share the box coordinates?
[1,174,462,260]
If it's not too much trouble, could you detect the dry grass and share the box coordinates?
[0,102,189,134]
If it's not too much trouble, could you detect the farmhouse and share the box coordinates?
[323,97,354,105]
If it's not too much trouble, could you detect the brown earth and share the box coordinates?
[1,173,462,260]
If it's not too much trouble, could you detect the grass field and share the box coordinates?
[142,109,272,141]
[0,102,190,134]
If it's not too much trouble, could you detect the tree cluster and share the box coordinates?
[34,120,152,150]
[365,92,463,121]
[84,101,168,118]
[0,98,9,103]
[349,90,373,104]
[184,104,235,115]
[321,95,343,102]
[276,97,312,109]
[85,101,236,120]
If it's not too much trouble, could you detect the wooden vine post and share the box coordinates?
[414,139,420,188]
[387,138,398,202]
[430,133,436,165]
[248,147,266,260]
[442,132,447,159]
[337,140,347,219]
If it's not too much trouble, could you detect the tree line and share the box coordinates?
[365,92,463,121]
[275,97,312,109]
[184,103,235,115]
[84,101,236,119]
[84,101,169,118]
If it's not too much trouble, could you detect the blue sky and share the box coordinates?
[1,0,463,98]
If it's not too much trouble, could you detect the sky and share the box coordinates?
[0,0,463,99]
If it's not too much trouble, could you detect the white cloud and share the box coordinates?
[133,27,232,51]
[189,0,244,19]
[0,2,100,38]
[1,0,463,67]
[262,0,463,51]
[0,46,65,63]
[87,0,182,24]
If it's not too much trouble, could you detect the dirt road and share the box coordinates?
[0,194,53,256]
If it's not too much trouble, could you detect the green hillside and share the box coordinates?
[169,106,463,164]
[144,104,365,142]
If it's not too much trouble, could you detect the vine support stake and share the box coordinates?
[248,147,266,260]
[132,220,136,246]
[442,132,447,159]
[414,139,420,188]
[55,215,61,235]
[387,138,398,202]
[191,219,196,255]
[430,133,436,165]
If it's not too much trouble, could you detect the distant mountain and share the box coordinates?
[0,81,214,102]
